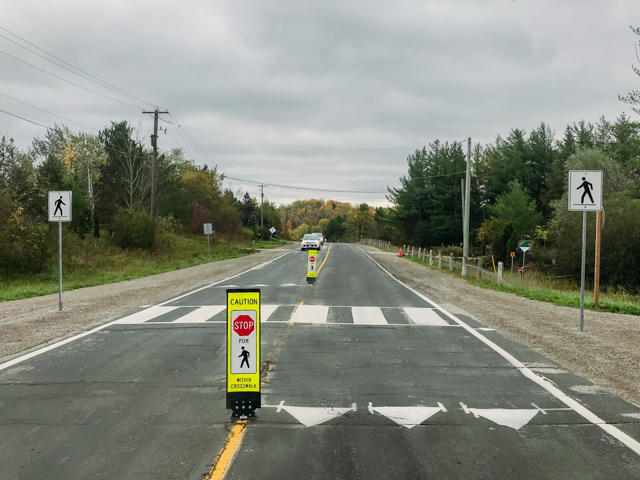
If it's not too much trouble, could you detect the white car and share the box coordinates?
[301,234,321,251]
[312,232,324,244]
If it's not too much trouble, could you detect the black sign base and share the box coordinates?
[307,276,316,284]
[227,392,260,420]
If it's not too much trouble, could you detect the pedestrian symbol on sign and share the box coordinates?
[577,177,594,204]
[53,196,65,216]
[239,347,250,369]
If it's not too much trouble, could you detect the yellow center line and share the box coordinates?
[288,301,303,324]
[317,243,332,274]
[205,420,248,480]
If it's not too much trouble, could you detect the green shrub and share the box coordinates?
[111,208,155,250]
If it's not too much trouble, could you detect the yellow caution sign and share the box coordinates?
[307,249,318,283]
[226,289,261,419]
[510,252,515,258]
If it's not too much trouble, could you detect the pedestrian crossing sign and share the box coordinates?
[568,170,603,211]
[48,191,72,222]
[227,289,261,417]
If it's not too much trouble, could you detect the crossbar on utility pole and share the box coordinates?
[142,108,169,218]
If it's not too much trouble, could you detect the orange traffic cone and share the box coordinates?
[398,248,403,257]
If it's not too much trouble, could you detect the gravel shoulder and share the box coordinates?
[363,245,640,407]
[0,246,296,362]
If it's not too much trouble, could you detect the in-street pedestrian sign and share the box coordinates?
[48,191,72,222]
[519,242,530,253]
[568,170,603,211]
[307,249,318,283]
[227,289,261,419]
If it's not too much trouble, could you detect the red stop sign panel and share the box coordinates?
[233,314,255,336]
[309,255,316,263]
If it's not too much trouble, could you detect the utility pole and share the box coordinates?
[463,137,471,271]
[143,108,169,218]
[258,184,267,230]
[594,209,603,308]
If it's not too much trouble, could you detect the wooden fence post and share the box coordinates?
[498,261,504,284]
[449,253,454,271]
[429,250,433,266]
[438,252,442,269]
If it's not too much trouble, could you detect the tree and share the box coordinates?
[487,181,542,237]
[619,26,640,115]
[323,216,347,242]
[347,203,374,240]
[388,141,471,247]
[96,121,150,224]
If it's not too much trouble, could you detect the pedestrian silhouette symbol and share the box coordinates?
[239,346,250,369]
[577,177,594,204]
[53,195,65,216]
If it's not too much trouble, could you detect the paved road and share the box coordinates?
[2,243,640,479]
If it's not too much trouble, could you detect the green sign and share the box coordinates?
[519,241,530,253]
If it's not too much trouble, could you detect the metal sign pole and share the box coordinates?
[579,211,587,331]
[207,233,211,259]
[521,252,525,290]
[58,221,63,312]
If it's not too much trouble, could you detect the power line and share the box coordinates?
[0,49,144,109]
[0,108,49,128]
[0,25,160,109]
[0,91,97,131]
[225,176,388,194]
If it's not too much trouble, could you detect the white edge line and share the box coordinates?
[0,249,297,372]
[358,246,640,457]
[156,249,296,306]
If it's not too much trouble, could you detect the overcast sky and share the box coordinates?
[1,0,638,206]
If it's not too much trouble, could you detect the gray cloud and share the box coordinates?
[1,0,638,206]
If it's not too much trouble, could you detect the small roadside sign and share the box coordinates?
[48,191,72,222]
[568,170,603,211]
[269,226,276,234]
[307,249,318,283]
[510,252,515,258]
[203,223,213,235]
[227,289,261,419]
[519,242,530,253]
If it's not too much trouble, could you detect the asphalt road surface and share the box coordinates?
[2,243,640,479]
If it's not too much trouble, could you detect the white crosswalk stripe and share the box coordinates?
[403,307,450,326]
[113,306,178,324]
[172,306,225,323]
[289,305,330,323]
[352,307,387,325]
[261,304,279,322]
[114,305,454,326]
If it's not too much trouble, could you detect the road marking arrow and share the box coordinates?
[368,402,447,429]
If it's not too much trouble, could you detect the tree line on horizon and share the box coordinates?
[3,113,640,289]
[385,115,640,289]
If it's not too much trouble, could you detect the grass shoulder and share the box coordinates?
[0,232,268,303]
[375,245,640,316]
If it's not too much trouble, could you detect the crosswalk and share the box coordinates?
[113,305,454,326]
